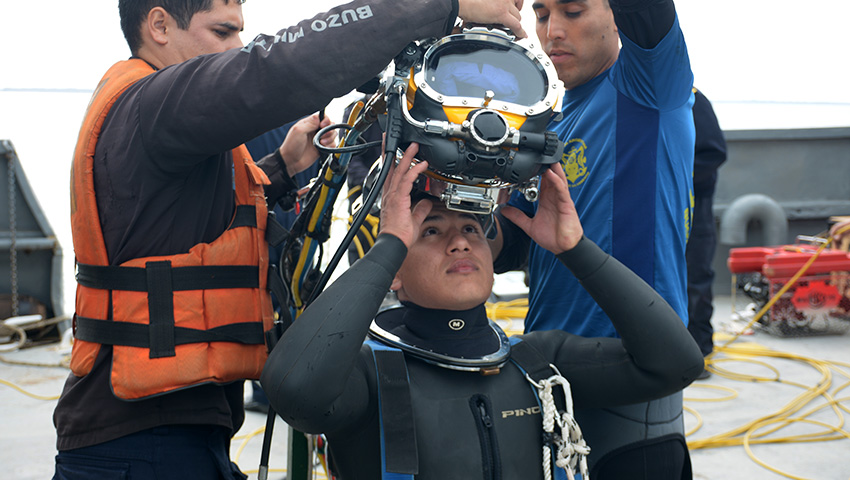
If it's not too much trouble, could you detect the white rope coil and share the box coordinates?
[526,364,590,480]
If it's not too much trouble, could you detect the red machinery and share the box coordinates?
[728,242,850,336]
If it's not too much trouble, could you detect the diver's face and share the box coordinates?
[392,203,494,311]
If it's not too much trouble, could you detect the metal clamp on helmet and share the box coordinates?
[396,27,564,213]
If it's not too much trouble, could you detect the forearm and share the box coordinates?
[260,234,407,430]
[556,236,703,403]
[139,0,457,159]
[609,0,676,49]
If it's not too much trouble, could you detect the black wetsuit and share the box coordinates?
[261,234,703,479]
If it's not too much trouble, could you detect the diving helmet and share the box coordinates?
[397,27,564,212]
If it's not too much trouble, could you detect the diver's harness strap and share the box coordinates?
[365,340,419,479]
[510,339,591,480]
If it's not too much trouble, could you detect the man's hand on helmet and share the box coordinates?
[457,0,527,39]
[379,144,433,249]
[499,163,583,255]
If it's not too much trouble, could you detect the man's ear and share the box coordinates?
[146,7,170,46]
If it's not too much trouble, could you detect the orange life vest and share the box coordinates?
[69,59,274,400]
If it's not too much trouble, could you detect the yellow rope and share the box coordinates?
[0,377,61,401]
[486,298,528,336]
[686,337,850,479]
[683,405,703,437]
[683,383,738,403]
[230,424,331,478]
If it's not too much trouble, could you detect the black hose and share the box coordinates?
[312,123,383,156]
[305,86,405,306]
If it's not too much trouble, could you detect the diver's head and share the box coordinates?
[390,197,495,311]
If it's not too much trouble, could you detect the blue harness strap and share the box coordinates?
[509,337,574,480]
[365,339,418,479]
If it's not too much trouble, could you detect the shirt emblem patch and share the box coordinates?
[448,319,465,331]
[562,138,589,188]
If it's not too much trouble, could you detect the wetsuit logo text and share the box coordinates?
[501,406,541,419]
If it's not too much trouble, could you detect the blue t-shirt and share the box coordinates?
[510,16,695,338]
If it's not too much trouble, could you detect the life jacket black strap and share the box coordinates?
[146,260,176,358]
[229,205,258,229]
[77,259,262,358]
[74,315,266,349]
[265,212,291,248]
[76,264,259,292]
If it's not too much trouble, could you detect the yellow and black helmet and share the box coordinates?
[399,28,564,191]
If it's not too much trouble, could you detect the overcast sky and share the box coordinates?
[1,2,848,100]
[2,0,849,129]
[1,0,850,134]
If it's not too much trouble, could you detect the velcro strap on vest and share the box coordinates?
[229,205,258,229]
[74,316,265,348]
[77,264,259,292]
[77,261,260,359]
[147,261,176,358]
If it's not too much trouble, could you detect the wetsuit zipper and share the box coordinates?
[470,394,501,480]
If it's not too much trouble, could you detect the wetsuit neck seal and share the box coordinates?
[369,295,510,372]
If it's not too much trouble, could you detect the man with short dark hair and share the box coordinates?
[52,0,527,477]
[493,0,697,477]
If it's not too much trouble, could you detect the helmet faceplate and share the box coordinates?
[401,29,564,188]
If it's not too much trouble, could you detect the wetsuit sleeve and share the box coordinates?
[522,236,703,408]
[255,148,300,209]
[260,234,407,434]
[609,0,676,49]
[136,0,457,173]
